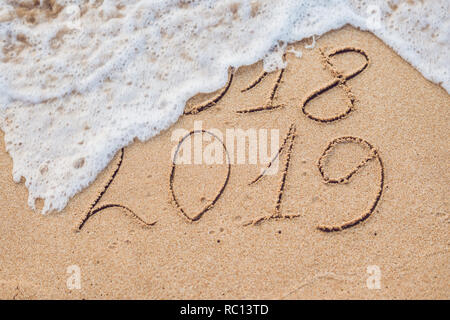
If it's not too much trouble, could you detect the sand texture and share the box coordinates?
[0,26,448,299]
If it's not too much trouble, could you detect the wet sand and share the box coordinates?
[0,26,448,299]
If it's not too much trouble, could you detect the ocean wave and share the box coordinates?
[0,0,448,212]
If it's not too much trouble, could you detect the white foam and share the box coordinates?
[0,0,448,213]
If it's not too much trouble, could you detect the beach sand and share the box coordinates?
[0,26,448,299]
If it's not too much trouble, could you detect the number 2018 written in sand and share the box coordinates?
[78,47,385,233]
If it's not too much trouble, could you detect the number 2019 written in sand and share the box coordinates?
[78,47,385,233]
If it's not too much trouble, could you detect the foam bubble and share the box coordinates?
[0,0,448,213]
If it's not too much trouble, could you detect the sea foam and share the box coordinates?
[0,0,448,213]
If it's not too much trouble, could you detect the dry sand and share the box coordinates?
[0,26,448,299]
